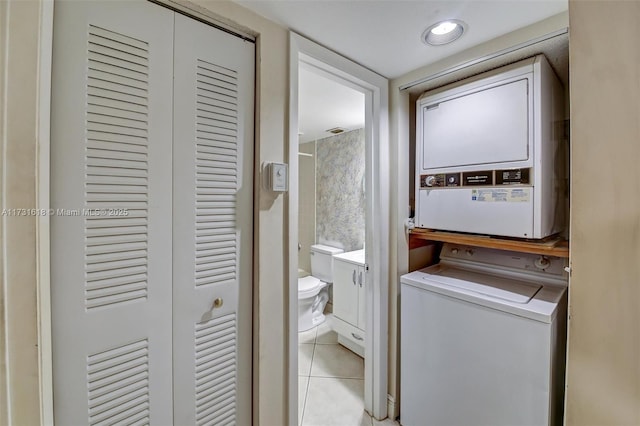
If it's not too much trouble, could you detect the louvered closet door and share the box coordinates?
[51,1,174,424]
[172,14,254,426]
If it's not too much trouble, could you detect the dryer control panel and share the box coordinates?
[420,168,530,188]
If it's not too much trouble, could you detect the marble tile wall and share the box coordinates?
[316,128,365,252]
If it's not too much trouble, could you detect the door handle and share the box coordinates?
[358,271,362,287]
[351,332,364,341]
[352,270,356,285]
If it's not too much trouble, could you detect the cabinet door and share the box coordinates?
[51,1,174,423]
[357,266,366,331]
[333,259,359,327]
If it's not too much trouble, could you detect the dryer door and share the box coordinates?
[421,78,531,170]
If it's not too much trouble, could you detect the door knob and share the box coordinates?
[212,298,224,309]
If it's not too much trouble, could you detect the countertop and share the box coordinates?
[333,249,365,266]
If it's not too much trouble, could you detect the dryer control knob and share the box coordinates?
[451,248,459,254]
[465,249,474,256]
[425,176,436,187]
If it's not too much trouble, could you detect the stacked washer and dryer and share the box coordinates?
[401,55,569,426]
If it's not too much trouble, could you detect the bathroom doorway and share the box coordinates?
[297,65,367,425]
[288,33,390,424]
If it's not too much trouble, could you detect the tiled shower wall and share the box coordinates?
[298,141,316,273]
[316,128,365,252]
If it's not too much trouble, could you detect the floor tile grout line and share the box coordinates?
[301,324,318,426]
[306,326,317,425]
[309,339,317,376]
[300,373,312,426]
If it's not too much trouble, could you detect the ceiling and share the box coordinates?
[298,66,365,143]
[235,0,568,79]
[237,0,568,145]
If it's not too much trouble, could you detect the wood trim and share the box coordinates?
[410,228,569,258]
[408,236,435,251]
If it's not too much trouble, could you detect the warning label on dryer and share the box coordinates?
[471,188,531,202]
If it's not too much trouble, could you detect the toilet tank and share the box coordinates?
[310,244,344,283]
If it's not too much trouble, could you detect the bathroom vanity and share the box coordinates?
[332,249,366,357]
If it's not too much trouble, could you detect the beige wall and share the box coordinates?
[0,0,46,424]
[1,0,290,424]
[566,1,640,424]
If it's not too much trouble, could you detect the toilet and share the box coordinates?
[298,244,344,331]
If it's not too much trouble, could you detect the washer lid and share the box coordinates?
[298,276,322,299]
[400,264,566,323]
[427,267,541,304]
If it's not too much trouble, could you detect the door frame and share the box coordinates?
[288,32,390,421]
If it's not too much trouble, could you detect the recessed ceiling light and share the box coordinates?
[422,20,466,46]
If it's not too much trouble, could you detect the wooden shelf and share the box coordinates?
[410,228,569,258]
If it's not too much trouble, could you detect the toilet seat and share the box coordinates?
[298,276,324,299]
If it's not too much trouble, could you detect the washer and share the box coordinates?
[400,244,568,426]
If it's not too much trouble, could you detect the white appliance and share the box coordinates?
[415,55,566,239]
[400,244,567,426]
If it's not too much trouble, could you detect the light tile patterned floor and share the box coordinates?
[298,315,400,426]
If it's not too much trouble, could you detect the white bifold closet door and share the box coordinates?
[50,1,254,425]
[172,12,254,426]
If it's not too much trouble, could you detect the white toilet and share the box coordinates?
[298,244,344,332]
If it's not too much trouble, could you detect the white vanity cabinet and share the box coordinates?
[332,249,365,357]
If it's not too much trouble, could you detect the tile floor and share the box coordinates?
[298,314,400,426]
